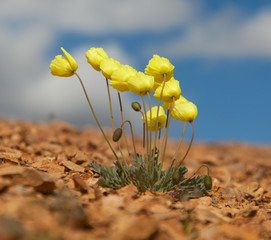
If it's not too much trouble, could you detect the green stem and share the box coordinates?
[120,120,137,157]
[141,95,150,171]
[118,91,131,163]
[147,93,152,157]
[171,122,194,179]
[139,110,145,161]
[147,93,154,174]
[160,121,194,188]
[171,122,187,165]
[105,78,115,130]
[75,73,128,177]
[153,73,167,166]
[177,122,194,167]
[105,78,127,166]
[158,99,175,180]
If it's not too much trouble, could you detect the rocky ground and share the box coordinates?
[0,118,270,240]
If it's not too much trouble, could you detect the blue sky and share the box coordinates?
[0,0,270,143]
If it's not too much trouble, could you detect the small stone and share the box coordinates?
[74,151,90,164]
[61,160,85,173]
[21,168,56,194]
[73,174,88,193]
[0,147,22,164]
[111,214,158,240]
[242,206,259,217]
[0,166,24,176]
[0,177,11,191]
[64,145,78,158]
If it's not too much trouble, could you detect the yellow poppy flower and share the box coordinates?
[49,47,78,77]
[171,101,198,122]
[153,77,181,102]
[110,65,137,92]
[163,95,188,110]
[128,72,154,96]
[145,55,174,83]
[100,58,121,79]
[85,47,108,71]
[142,106,167,132]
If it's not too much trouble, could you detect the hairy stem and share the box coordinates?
[105,78,127,166]
[75,73,128,177]
[153,73,167,165]
[171,122,187,165]
[171,122,195,179]
[120,120,137,157]
[118,91,131,163]
[141,95,150,171]
[158,98,175,180]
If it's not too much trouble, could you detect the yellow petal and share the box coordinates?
[60,47,78,72]
[110,65,137,92]
[163,95,188,110]
[172,101,198,122]
[85,47,108,71]
[49,48,78,77]
[128,72,154,96]
[100,58,121,79]
[154,77,181,102]
[142,106,167,132]
[145,55,174,83]
[50,56,74,77]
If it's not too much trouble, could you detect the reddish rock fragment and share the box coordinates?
[61,160,85,173]
[22,168,56,194]
[111,214,158,240]
[0,166,24,176]
[73,174,88,193]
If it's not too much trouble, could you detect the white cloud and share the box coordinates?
[0,0,196,33]
[155,7,271,58]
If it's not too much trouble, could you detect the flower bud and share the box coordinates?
[131,102,142,112]
[113,128,123,142]
[204,175,212,190]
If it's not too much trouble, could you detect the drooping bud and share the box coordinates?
[113,128,123,142]
[131,102,142,112]
[204,175,212,190]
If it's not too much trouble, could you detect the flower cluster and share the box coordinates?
[50,47,197,125]
[49,47,211,197]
